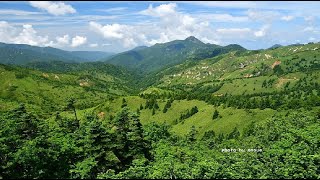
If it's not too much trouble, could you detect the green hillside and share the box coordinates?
[0,40,319,179]
[105,36,246,73]
[0,63,133,115]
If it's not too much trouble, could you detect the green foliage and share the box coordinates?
[0,39,320,179]
[179,106,199,122]
[212,109,219,120]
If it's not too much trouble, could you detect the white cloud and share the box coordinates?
[89,21,147,48]
[56,35,70,45]
[216,28,252,40]
[140,3,177,17]
[197,13,248,22]
[216,28,251,34]
[97,7,128,13]
[90,3,223,49]
[140,3,219,46]
[302,26,319,33]
[0,9,43,15]
[254,25,270,37]
[179,1,257,9]
[89,43,98,47]
[13,24,49,46]
[0,21,17,43]
[247,9,280,23]
[0,21,52,46]
[281,15,294,21]
[90,22,127,39]
[71,36,87,47]
[29,1,76,16]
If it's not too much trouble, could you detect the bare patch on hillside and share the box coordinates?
[98,112,105,119]
[42,73,49,78]
[271,60,281,69]
[275,77,298,88]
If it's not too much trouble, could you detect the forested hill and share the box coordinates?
[0,40,319,179]
[104,36,246,73]
[0,42,113,65]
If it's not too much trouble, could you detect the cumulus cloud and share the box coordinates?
[56,34,70,45]
[0,22,49,46]
[89,21,146,48]
[139,3,218,45]
[71,35,87,47]
[0,21,17,43]
[140,3,177,17]
[13,24,49,46]
[254,25,270,37]
[29,1,76,16]
[0,21,90,49]
[89,3,222,49]
[90,22,128,39]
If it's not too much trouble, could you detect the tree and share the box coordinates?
[121,98,128,108]
[227,127,240,140]
[187,125,198,142]
[273,64,284,76]
[212,109,219,120]
[66,98,78,122]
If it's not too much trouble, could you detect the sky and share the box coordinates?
[0,1,319,53]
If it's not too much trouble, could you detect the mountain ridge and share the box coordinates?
[104,36,246,73]
[0,42,114,65]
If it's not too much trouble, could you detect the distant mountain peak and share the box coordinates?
[268,44,282,49]
[185,36,203,44]
[132,45,148,51]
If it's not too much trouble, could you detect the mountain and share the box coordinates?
[0,42,113,65]
[70,51,114,62]
[0,61,137,113]
[268,44,282,49]
[132,46,148,51]
[1,38,319,180]
[104,36,246,73]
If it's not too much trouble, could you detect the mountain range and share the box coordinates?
[0,42,114,65]
[0,35,319,179]
[0,37,247,74]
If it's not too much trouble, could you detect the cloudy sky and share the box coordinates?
[0,1,319,52]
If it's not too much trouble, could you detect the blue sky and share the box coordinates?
[0,1,319,52]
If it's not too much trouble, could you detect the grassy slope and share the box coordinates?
[0,64,129,114]
[61,96,276,138]
[157,43,320,95]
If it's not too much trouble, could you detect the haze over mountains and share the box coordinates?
[0,36,248,74]
[0,42,114,65]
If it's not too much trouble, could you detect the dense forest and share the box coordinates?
[0,39,320,179]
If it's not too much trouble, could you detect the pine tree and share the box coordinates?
[187,125,197,142]
[66,98,78,122]
[212,109,219,120]
[121,98,127,108]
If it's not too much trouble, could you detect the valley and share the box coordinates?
[0,37,319,179]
